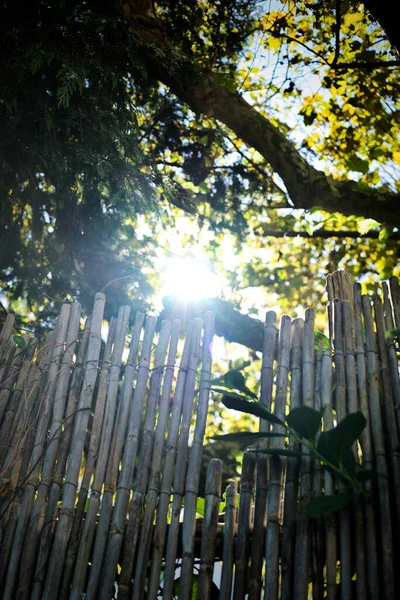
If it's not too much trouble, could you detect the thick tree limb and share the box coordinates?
[118,1,400,226]
[158,297,265,353]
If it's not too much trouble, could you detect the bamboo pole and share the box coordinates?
[131,319,181,600]
[311,341,324,600]
[219,481,238,600]
[281,317,303,600]
[233,451,256,600]
[382,282,400,435]
[31,317,91,600]
[97,315,157,600]
[177,311,215,600]
[84,311,145,599]
[249,311,277,600]
[197,458,222,599]
[0,313,15,379]
[293,308,315,600]
[374,297,400,528]
[320,345,337,600]
[17,302,81,599]
[4,303,72,600]
[160,319,204,600]
[117,319,172,599]
[146,321,196,600]
[41,293,105,599]
[343,300,367,600]
[332,300,353,600]
[362,295,394,598]
[264,314,291,600]
[353,284,379,600]
[389,276,400,330]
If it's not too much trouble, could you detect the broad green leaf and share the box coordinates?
[222,369,258,399]
[257,448,305,457]
[355,470,378,483]
[211,432,286,443]
[302,493,353,517]
[330,412,366,450]
[286,406,321,441]
[314,331,330,351]
[317,412,366,478]
[219,393,286,426]
[13,335,26,348]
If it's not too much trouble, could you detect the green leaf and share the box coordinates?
[211,432,286,443]
[317,412,366,478]
[386,328,400,339]
[13,335,26,348]
[346,155,369,174]
[219,393,286,426]
[286,406,321,441]
[302,493,353,517]
[196,497,205,517]
[257,448,305,457]
[222,369,258,399]
[314,331,330,351]
[355,470,378,483]
[356,218,379,235]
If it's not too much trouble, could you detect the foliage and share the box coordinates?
[1,0,399,325]
[210,370,372,516]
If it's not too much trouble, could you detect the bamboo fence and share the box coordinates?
[0,271,399,599]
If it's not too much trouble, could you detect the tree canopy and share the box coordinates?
[1,0,399,325]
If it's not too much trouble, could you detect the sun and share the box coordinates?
[160,256,222,301]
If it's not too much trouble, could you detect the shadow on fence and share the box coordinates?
[0,271,399,599]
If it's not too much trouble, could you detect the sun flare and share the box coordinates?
[160,257,222,301]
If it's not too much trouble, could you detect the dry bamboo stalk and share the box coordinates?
[219,481,238,600]
[311,341,324,600]
[362,295,394,598]
[177,311,215,600]
[331,300,352,600]
[41,293,105,599]
[84,311,145,599]
[0,313,15,367]
[0,337,37,469]
[264,314,291,600]
[17,302,81,599]
[31,317,91,600]
[281,317,303,600]
[117,319,172,600]
[389,276,400,330]
[233,451,256,600]
[59,316,117,600]
[374,297,400,528]
[320,345,337,600]
[0,347,44,584]
[353,284,379,600]
[293,308,315,600]
[197,458,222,599]
[146,321,196,600]
[96,315,157,600]
[343,301,367,600]
[248,311,278,600]
[0,336,32,435]
[68,307,131,600]
[382,282,400,434]
[131,319,181,600]
[3,303,72,600]
[160,319,204,600]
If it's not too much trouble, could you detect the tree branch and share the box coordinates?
[254,228,400,240]
[117,1,400,226]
